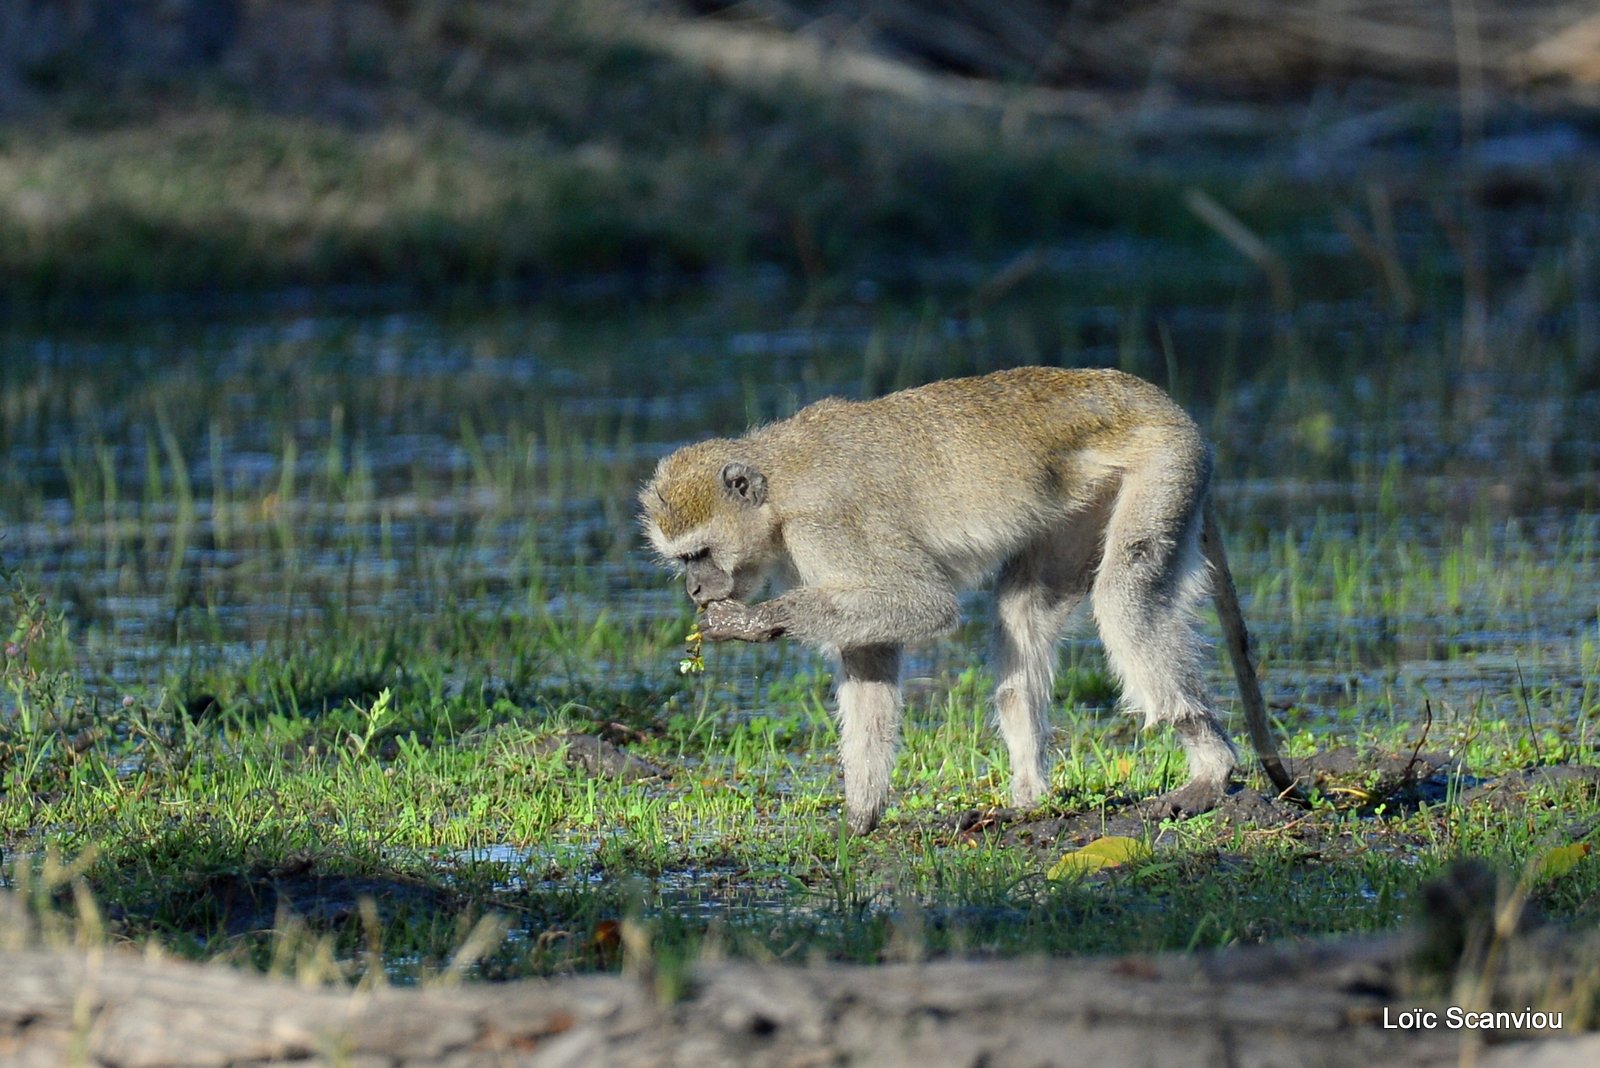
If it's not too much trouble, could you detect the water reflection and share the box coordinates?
[1,294,1596,732]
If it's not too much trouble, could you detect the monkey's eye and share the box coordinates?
[679,548,711,564]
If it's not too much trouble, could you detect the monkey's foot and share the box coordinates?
[1136,779,1227,821]
[1009,772,1050,811]
[846,806,884,836]
[701,600,785,643]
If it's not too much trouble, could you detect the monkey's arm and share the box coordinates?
[701,599,786,643]
[701,582,960,647]
[702,521,960,647]
[701,583,959,647]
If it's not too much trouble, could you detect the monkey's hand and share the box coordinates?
[700,600,786,643]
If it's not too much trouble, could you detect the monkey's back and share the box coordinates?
[748,367,1207,582]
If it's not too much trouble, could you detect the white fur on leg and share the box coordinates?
[990,518,1102,810]
[1173,713,1239,789]
[993,586,1067,809]
[995,684,1049,808]
[837,644,903,835]
[1092,450,1238,801]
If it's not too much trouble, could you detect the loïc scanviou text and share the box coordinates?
[1383,1007,1563,1030]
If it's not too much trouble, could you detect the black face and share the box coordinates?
[683,550,733,606]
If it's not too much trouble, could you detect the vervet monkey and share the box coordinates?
[641,367,1300,834]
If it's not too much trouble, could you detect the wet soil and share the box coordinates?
[944,749,1600,864]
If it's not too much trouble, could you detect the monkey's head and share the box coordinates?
[640,440,780,607]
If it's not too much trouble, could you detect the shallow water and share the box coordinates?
[1,288,1597,737]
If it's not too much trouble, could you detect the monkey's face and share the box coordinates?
[640,448,780,608]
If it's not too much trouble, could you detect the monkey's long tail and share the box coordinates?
[1201,500,1308,805]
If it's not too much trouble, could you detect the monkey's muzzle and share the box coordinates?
[685,557,735,606]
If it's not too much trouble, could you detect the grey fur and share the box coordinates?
[641,367,1297,832]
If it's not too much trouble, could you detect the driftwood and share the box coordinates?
[669,0,1586,91]
[2,924,1597,1068]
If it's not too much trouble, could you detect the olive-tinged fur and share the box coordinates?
[641,367,1298,834]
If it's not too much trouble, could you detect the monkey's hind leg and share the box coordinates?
[836,644,903,835]
[993,538,1093,810]
[1092,462,1238,817]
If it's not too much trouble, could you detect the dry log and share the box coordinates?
[1,928,1596,1067]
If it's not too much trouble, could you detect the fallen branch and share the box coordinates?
[1,911,1596,1067]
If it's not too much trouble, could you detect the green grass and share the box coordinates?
[3,501,1599,984]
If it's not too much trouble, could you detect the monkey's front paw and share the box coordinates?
[1136,779,1226,821]
[700,600,785,643]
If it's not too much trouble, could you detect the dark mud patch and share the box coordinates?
[963,784,1308,857]
[1460,764,1600,810]
[97,855,462,942]
[941,752,1598,864]
[1276,747,1471,814]
[195,863,458,939]
[941,783,1307,859]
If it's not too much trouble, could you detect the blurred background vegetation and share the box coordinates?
[1,0,1597,321]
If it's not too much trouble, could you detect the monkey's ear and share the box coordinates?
[720,461,768,507]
